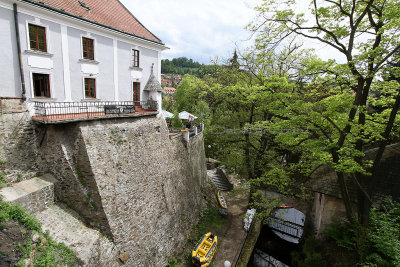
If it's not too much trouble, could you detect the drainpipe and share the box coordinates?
[13,3,26,100]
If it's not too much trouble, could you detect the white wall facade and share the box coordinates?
[0,0,165,104]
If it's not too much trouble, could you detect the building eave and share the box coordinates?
[18,0,167,49]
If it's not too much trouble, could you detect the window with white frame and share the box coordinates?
[32,73,50,97]
[84,78,96,98]
[132,49,140,67]
[82,37,94,60]
[28,24,47,52]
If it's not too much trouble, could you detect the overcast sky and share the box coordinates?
[120,0,260,64]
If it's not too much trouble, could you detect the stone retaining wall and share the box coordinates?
[39,116,207,266]
[1,99,208,266]
[0,98,38,182]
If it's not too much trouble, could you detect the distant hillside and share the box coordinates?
[161,57,203,75]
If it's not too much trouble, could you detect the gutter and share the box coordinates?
[19,0,167,49]
[13,3,26,100]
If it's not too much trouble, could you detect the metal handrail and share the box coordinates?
[32,100,157,122]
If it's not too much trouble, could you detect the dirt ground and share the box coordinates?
[0,220,31,267]
[177,176,250,267]
[212,179,250,267]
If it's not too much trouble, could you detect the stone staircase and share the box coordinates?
[0,174,117,266]
[207,167,234,191]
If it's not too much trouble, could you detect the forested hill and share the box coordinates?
[161,57,203,75]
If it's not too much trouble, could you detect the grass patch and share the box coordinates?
[0,159,7,168]
[0,199,80,266]
[0,201,41,231]
[226,187,248,198]
[32,232,79,267]
[16,174,23,183]
[0,172,5,189]
[188,206,225,244]
[167,256,182,267]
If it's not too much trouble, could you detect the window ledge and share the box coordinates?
[25,50,53,57]
[81,98,101,102]
[129,66,142,71]
[79,58,99,64]
[29,98,57,102]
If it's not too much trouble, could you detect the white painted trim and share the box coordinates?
[29,69,55,99]
[61,24,72,102]
[0,1,13,11]
[1,1,167,51]
[157,51,161,80]
[25,19,51,53]
[113,39,119,101]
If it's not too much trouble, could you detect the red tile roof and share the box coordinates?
[24,0,163,44]
[163,87,176,92]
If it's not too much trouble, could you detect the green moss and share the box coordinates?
[167,256,182,267]
[89,201,97,211]
[116,162,122,169]
[75,165,86,187]
[0,172,5,189]
[84,192,92,205]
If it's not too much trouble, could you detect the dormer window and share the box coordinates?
[29,24,47,52]
[132,49,140,67]
[82,37,94,60]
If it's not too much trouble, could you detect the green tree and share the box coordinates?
[162,95,175,112]
[249,0,400,224]
[161,57,202,75]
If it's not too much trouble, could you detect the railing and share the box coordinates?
[134,99,158,111]
[189,127,196,137]
[32,100,157,123]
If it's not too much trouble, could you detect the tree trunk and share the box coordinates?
[245,104,255,179]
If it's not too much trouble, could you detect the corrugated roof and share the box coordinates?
[23,0,163,44]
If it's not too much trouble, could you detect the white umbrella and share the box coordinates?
[161,110,174,118]
[178,111,198,121]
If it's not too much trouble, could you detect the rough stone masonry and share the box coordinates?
[38,116,207,266]
[1,99,208,266]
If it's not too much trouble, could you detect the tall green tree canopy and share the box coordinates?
[248,0,400,223]
[161,57,202,75]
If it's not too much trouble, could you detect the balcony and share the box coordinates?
[31,100,158,124]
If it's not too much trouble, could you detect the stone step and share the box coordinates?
[207,169,234,191]
[34,204,117,266]
[0,174,56,214]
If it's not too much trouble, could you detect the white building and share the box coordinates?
[0,0,166,119]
